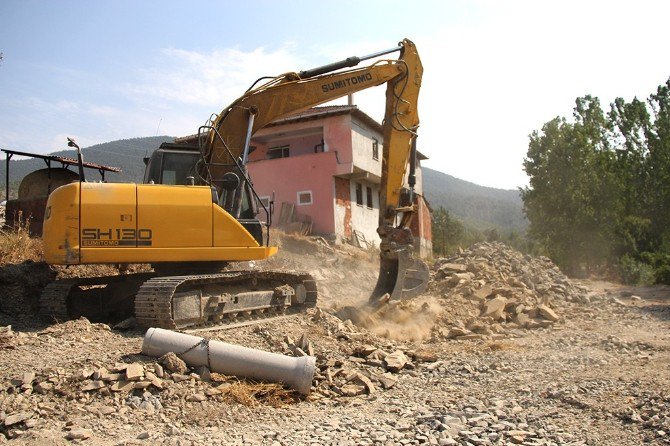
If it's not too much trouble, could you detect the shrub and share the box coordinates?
[617,254,655,285]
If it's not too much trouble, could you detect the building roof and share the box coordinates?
[176,105,428,160]
[265,104,380,131]
[260,105,428,160]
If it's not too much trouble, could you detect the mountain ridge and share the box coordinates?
[1,136,526,232]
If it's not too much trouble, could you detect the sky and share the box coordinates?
[1,0,669,190]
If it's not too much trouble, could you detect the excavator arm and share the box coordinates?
[199,38,429,303]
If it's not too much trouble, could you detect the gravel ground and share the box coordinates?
[1,237,669,446]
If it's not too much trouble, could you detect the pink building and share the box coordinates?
[246,105,432,258]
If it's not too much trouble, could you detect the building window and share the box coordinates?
[372,138,379,160]
[355,183,363,206]
[366,186,373,209]
[267,145,289,159]
[297,190,313,206]
[258,196,270,209]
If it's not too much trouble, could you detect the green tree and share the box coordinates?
[522,96,618,274]
[431,207,465,256]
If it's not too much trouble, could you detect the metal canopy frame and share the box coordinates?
[2,148,121,201]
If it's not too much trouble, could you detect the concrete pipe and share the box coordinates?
[142,327,316,395]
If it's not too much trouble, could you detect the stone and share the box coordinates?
[481,295,507,320]
[447,327,471,338]
[153,363,165,378]
[352,373,376,394]
[110,381,134,392]
[34,382,53,394]
[113,317,137,330]
[339,384,366,397]
[194,366,211,381]
[3,411,33,426]
[413,349,438,362]
[92,367,109,380]
[171,374,190,383]
[66,428,92,440]
[537,304,559,322]
[441,263,468,273]
[101,373,123,382]
[187,393,206,402]
[82,380,105,391]
[99,407,116,415]
[125,363,144,381]
[77,368,94,380]
[514,313,530,327]
[159,352,187,374]
[384,350,409,372]
[377,373,399,389]
[20,371,35,386]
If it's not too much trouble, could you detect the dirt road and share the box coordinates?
[1,237,669,446]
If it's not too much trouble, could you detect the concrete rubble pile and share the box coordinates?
[432,242,592,340]
[304,309,438,399]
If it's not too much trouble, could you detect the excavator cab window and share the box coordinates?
[143,150,200,185]
[160,152,199,185]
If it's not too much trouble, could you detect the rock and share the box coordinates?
[93,367,111,381]
[110,381,134,392]
[447,327,471,338]
[171,374,190,382]
[440,263,468,273]
[66,428,92,440]
[125,363,144,381]
[20,371,35,386]
[153,363,165,378]
[113,317,138,330]
[194,365,211,381]
[3,411,33,426]
[384,350,409,372]
[187,393,206,402]
[351,373,376,394]
[339,384,366,397]
[101,373,123,382]
[514,313,531,328]
[34,382,53,394]
[377,373,399,389]
[412,349,438,362]
[481,295,507,320]
[133,381,152,390]
[537,304,559,322]
[472,285,494,300]
[82,380,105,391]
[159,352,187,374]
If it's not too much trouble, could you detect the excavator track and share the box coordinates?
[39,271,317,330]
[135,271,317,329]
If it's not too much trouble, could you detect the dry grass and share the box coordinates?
[0,215,43,266]
[211,374,300,407]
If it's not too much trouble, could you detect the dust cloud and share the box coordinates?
[337,297,444,342]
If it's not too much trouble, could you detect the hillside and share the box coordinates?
[2,137,526,232]
[0,136,174,191]
[422,167,527,232]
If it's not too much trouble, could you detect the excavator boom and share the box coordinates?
[197,38,428,304]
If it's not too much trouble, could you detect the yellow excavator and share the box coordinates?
[39,38,429,329]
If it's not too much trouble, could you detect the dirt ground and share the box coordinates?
[1,235,669,446]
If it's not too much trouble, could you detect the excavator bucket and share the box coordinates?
[369,228,430,305]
